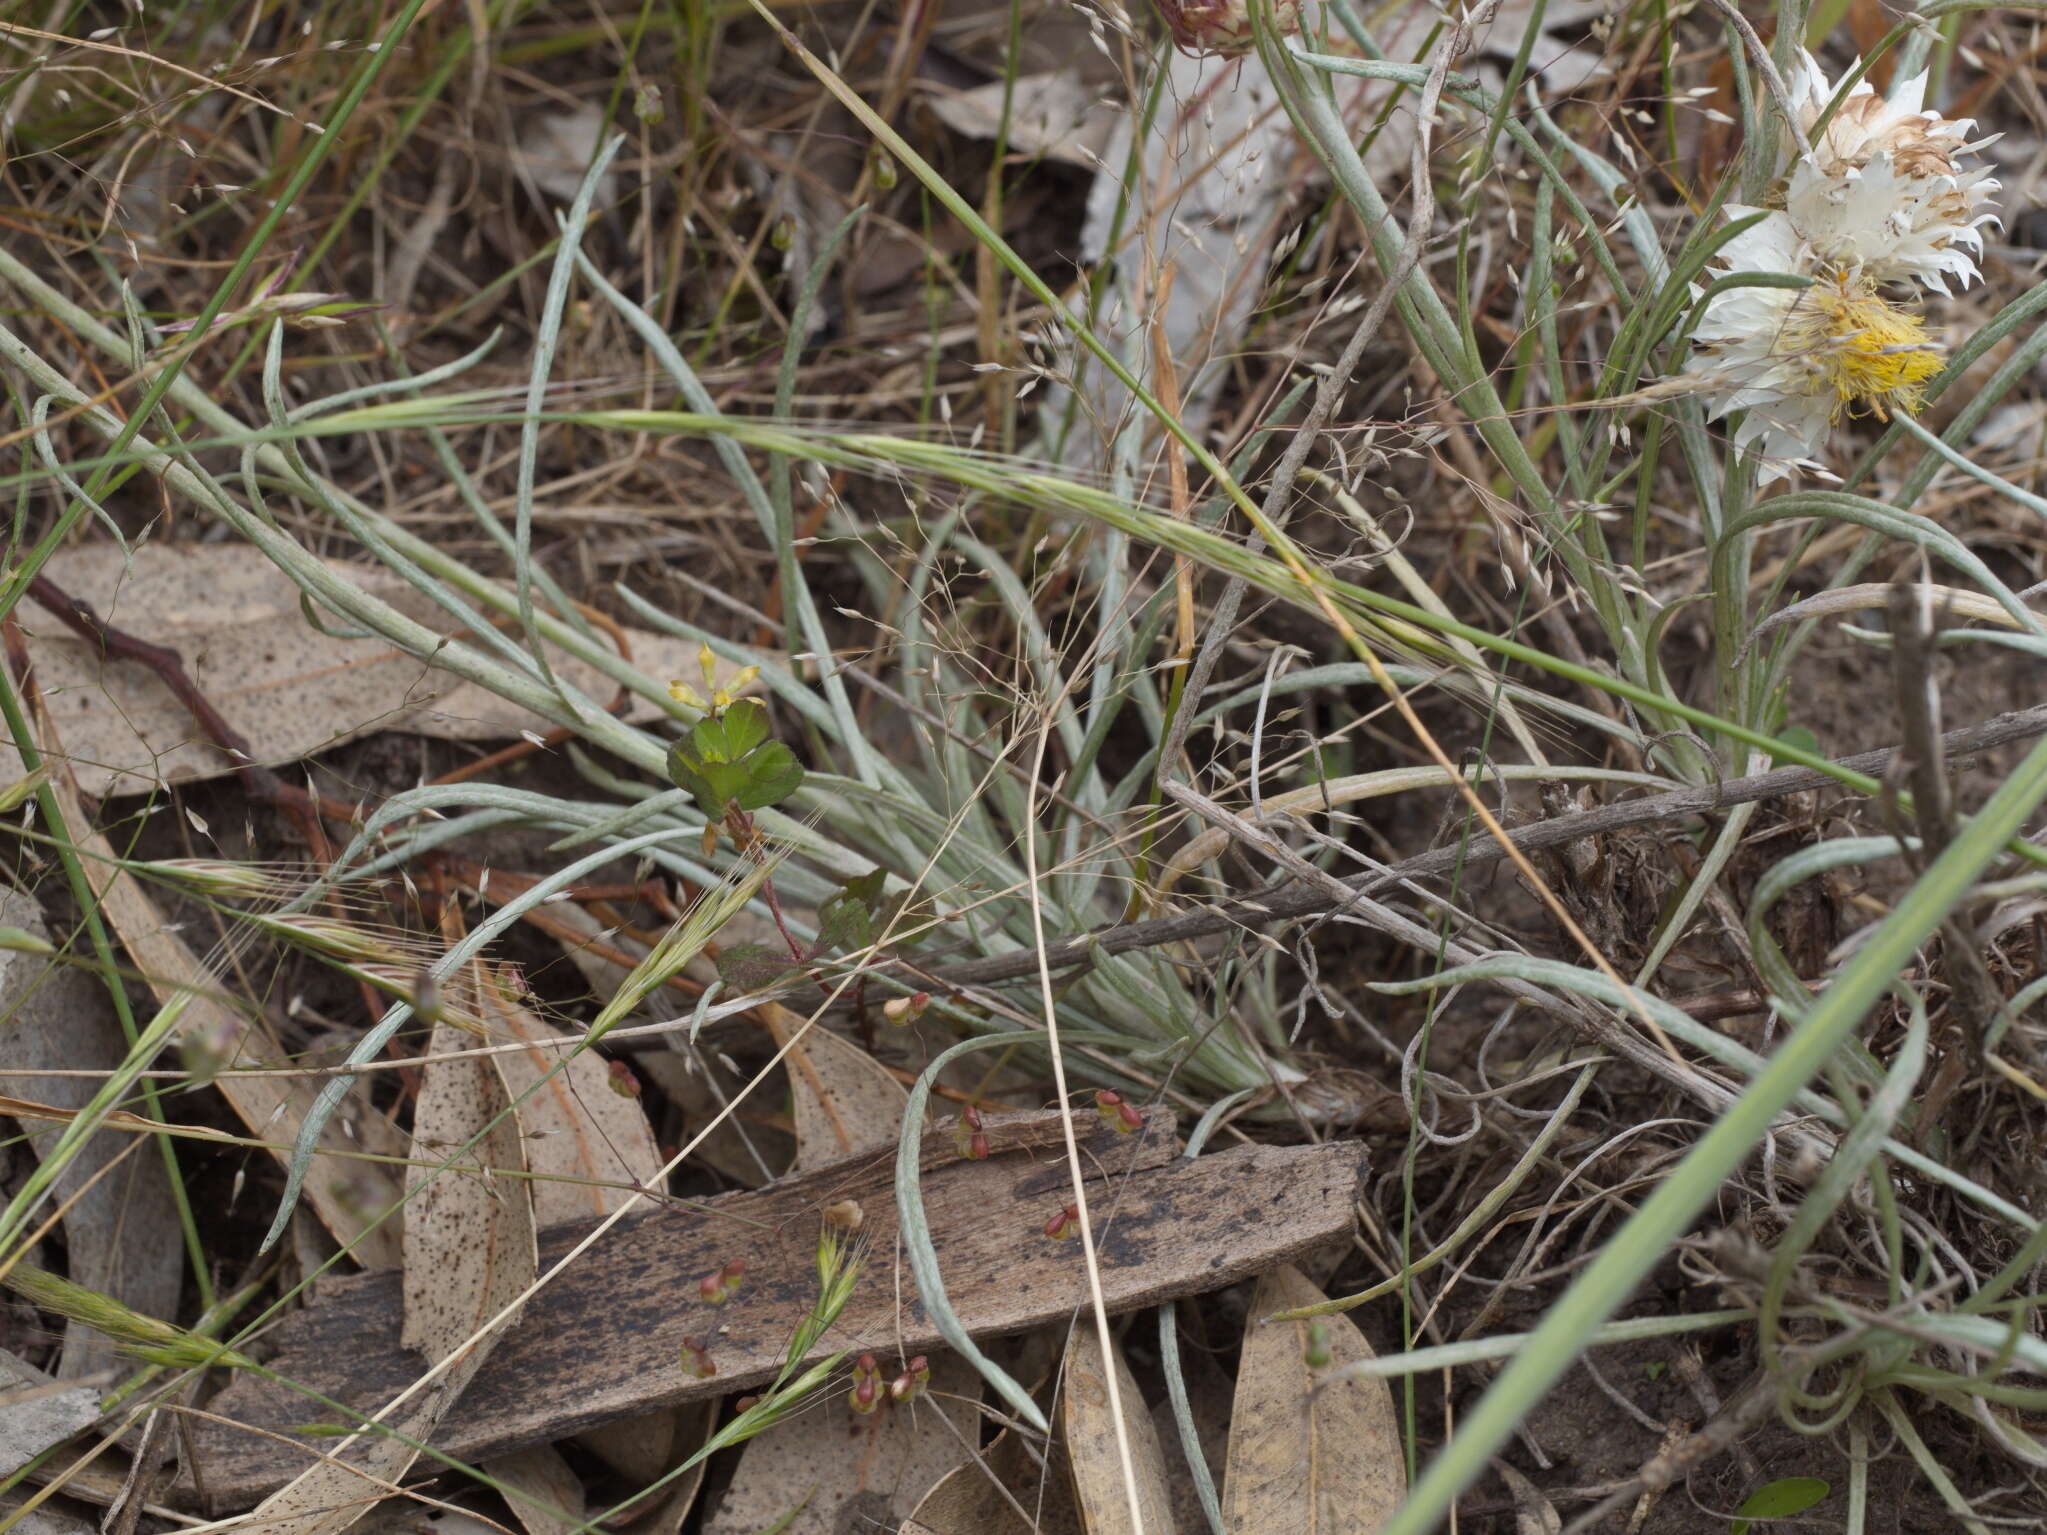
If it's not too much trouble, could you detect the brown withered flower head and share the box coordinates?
[1150,0,1301,56]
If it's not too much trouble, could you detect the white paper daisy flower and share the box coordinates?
[1784,154,1998,293]
[1779,51,1999,289]
[1685,209,1946,481]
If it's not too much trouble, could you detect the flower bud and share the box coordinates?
[953,1105,990,1162]
[849,1353,885,1415]
[881,991,931,1026]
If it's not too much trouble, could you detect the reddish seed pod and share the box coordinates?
[889,1354,932,1404]
[954,1104,991,1161]
[1044,1202,1080,1240]
[679,1335,717,1379]
[881,990,932,1026]
[698,1258,747,1305]
[848,1353,886,1415]
[1094,1089,1142,1134]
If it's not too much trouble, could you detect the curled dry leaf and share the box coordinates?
[573,1400,716,1535]
[482,1444,585,1535]
[33,702,405,1267]
[703,1004,963,1535]
[240,989,538,1535]
[1222,1264,1403,1535]
[480,960,674,1491]
[1060,1326,1175,1535]
[0,892,181,1381]
[1492,1459,1563,1535]
[8,541,765,798]
[481,966,660,1228]
[906,1419,1082,1535]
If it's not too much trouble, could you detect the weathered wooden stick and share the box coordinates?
[188,1110,1364,1510]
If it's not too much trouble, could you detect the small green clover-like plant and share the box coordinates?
[667,699,803,820]
[668,645,802,846]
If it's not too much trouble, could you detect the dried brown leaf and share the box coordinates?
[701,1355,981,1535]
[1222,1265,1403,1535]
[574,1400,716,1534]
[10,542,762,798]
[764,1002,918,1169]
[1060,1327,1174,1535]
[0,893,180,1380]
[483,1445,585,1535]
[905,1419,1082,1535]
[401,1000,538,1362]
[237,997,539,1535]
[481,968,659,1227]
[34,702,405,1267]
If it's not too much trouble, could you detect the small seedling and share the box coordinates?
[1044,1202,1080,1240]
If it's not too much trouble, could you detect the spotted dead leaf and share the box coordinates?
[9,541,765,798]
[1060,1326,1174,1535]
[401,990,538,1362]
[702,1004,962,1535]
[236,986,537,1535]
[480,961,672,1489]
[1222,1265,1403,1534]
[480,967,660,1227]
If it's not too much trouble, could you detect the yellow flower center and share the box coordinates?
[1801,283,1944,420]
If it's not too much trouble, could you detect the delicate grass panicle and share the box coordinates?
[0,0,2043,1532]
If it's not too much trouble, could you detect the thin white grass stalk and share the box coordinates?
[1020,713,1148,1535]
[512,144,628,709]
[1876,1394,1995,1535]
[1894,412,2047,524]
[1375,730,2047,1535]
